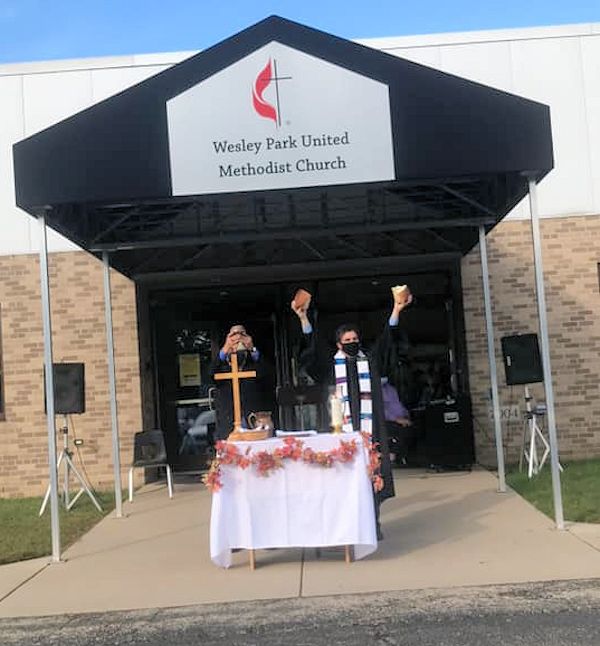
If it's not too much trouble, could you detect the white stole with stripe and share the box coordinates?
[334,350,373,434]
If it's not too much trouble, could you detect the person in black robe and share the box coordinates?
[210,324,270,441]
[291,292,412,539]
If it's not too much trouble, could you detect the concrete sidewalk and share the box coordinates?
[1,468,600,618]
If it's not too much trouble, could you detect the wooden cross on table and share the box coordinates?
[214,351,257,434]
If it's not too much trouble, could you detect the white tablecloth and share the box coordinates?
[210,432,377,568]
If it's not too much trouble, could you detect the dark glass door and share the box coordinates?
[152,299,280,470]
[154,309,218,471]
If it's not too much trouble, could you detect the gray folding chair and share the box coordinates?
[128,430,173,502]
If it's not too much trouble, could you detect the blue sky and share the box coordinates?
[1,0,599,64]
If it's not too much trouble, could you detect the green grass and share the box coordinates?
[507,459,600,523]
[0,491,116,565]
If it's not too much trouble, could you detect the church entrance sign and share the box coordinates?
[167,41,395,195]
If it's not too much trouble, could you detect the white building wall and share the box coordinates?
[1,24,599,258]
[0,53,192,255]
[359,23,600,220]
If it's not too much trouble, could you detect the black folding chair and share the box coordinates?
[128,430,173,502]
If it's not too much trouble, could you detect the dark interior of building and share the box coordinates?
[147,266,472,471]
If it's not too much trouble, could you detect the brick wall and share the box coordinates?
[0,251,142,497]
[462,214,600,466]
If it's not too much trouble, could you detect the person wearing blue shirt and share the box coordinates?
[210,324,266,440]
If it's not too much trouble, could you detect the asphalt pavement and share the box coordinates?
[2,578,600,645]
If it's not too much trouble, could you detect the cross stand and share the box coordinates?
[214,351,257,434]
[39,415,103,516]
[214,350,258,568]
[519,386,563,478]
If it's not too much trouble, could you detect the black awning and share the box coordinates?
[12,15,553,282]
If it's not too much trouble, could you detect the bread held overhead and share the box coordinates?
[292,288,312,310]
[391,284,411,304]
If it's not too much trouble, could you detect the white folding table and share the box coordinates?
[210,432,377,568]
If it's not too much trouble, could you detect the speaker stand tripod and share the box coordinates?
[519,386,563,478]
[39,415,103,516]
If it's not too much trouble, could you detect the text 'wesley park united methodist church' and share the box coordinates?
[213,131,351,178]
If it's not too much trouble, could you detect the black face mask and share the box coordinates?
[342,342,360,357]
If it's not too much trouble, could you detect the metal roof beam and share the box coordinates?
[91,217,494,252]
[332,235,372,258]
[377,231,427,254]
[297,238,327,260]
[422,228,462,251]
[134,252,462,285]
[174,244,215,271]
[127,247,174,274]
[90,208,140,244]
[439,184,497,217]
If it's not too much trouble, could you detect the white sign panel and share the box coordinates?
[167,42,395,195]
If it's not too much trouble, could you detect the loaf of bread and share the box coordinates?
[391,284,410,304]
[292,288,312,310]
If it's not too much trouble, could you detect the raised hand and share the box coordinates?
[291,300,311,329]
[291,300,308,317]
[226,330,254,353]
[395,292,413,311]
[391,286,413,315]
[221,336,235,355]
[291,289,311,322]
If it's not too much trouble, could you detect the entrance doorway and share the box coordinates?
[151,285,280,470]
[146,266,469,471]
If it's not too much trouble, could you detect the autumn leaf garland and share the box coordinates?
[203,433,383,493]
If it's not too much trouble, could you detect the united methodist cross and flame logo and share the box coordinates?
[252,58,291,127]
